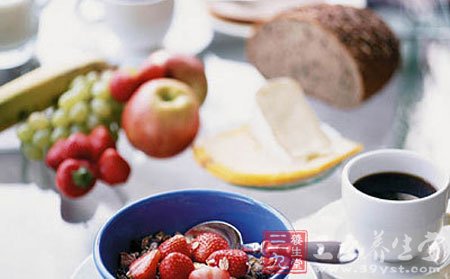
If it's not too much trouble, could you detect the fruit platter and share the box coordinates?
[1,0,445,278]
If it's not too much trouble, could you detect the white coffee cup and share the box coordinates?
[76,0,174,50]
[342,149,450,263]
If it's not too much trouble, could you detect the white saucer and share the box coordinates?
[71,254,319,279]
[294,201,450,279]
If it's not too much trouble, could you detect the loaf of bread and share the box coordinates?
[247,4,400,108]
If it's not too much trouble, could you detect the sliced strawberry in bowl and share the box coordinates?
[159,234,191,259]
[189,266,230,279]
[191,232,229,263]
[159,252,195,279]
[206,249,249,278]
[126,249,161,279]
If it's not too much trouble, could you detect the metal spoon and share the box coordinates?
[185,221,358,264]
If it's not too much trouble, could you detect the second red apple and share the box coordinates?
[147,51,208,104]
[109,70,141,103]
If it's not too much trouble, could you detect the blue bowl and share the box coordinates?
[93,189,293,278]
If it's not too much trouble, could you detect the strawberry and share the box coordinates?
[127,249,161,279]
[261,256,280,275]
[98,148,131,185]
[159,234,191,259]
[188,267,230,279]
[109,70,141,103]
[206,249,248,278]
[55,159,97,198]
[45,139,67,170]
[159,252,194,279]
[65,133,93,161]
[137,61,167,83]
[89,125,116,160]
[191,233,229,263]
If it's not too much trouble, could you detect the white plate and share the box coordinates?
[211,15,254,38]
[294,201,450,279]
[71,254,319,279]
[208,0,366,39]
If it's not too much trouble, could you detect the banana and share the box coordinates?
[0,58,111,132]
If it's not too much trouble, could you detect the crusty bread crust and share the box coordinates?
[247,4,400,107]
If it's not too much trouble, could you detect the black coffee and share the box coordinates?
[353,172,437,201]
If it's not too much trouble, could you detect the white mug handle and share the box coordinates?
[75,0,105,23]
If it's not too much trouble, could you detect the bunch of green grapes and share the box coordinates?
[17,70,123,160]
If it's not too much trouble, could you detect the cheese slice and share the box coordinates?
[254,78,331,159]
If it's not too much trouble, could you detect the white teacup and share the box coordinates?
[342,149,450,263]
[76,0,174,50]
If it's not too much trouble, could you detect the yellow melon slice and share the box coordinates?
[193,125,362,187]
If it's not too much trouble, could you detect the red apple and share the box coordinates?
[147,50,208,104]
[109,70,141,103]
[137,60,167,84]
[122,78,200,158]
